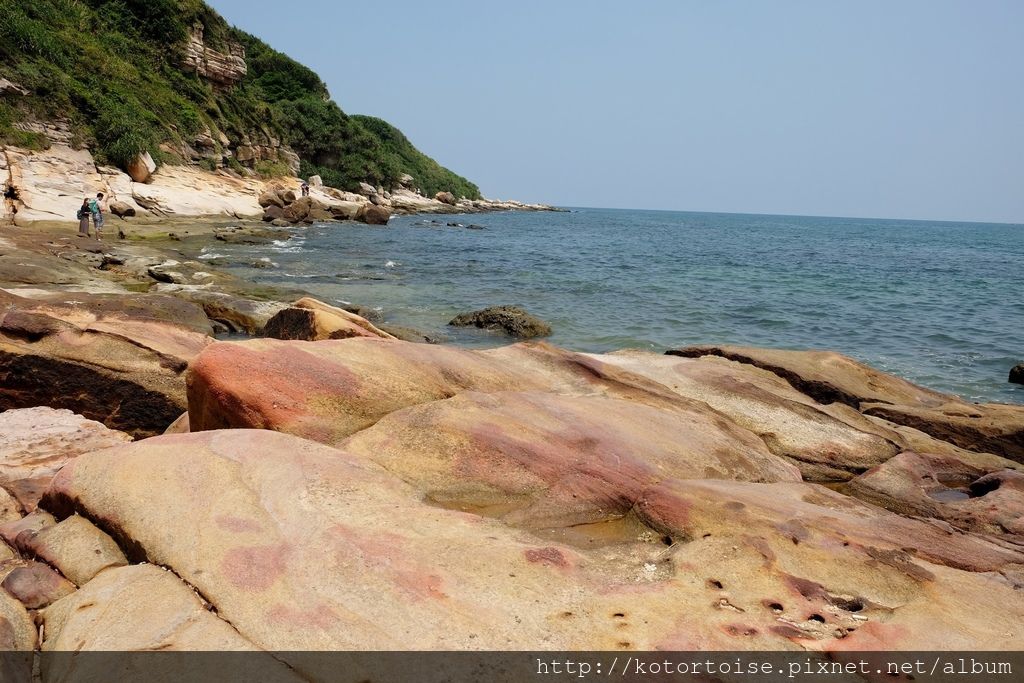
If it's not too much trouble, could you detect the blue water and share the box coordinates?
[198,209,1024,404]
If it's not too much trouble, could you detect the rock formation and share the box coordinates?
[449,305,552,339]
[180,22,247,89]
[263,297,396,341]
[0,290,212,437]
[0,339,1009,656]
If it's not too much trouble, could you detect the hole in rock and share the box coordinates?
[612,612,625,619]
[808,614,825,624]
[707,579,724,590]
[661,535,673,546]
[831,596,864,612]
[765,601,784,613]
[969,477,1001,498]
[3,185,18,200]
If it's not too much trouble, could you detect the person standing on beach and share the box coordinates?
[89,192,107,240]
[76,198,92,237]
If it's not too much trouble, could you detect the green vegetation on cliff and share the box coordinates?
[0,0,480,197]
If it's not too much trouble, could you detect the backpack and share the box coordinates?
[88,198,100,214]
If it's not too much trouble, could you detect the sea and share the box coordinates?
[192,208,1024,405]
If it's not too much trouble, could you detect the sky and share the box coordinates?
[207,0,1023,223]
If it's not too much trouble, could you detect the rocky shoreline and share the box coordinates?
[1,142,561,227]
[0,215,1022,658]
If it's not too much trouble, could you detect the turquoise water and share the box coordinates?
[198,209,1023,404]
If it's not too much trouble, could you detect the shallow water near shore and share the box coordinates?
[192,208,1023,404]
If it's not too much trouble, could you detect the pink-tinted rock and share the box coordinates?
[19,515,128,586]
[41,564,293,659]
[1,559,75,608]
[342,390,800,529]
[39,430,1024,653]
[674,345,1024,461]
[0,510,55,548]
[847,451,1024,536]
[585,351,901,480]
[0,407,131,510]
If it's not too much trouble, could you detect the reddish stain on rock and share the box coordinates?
[268,603,340,630]
[215,515,263,533]
[220,543,287,591]
[525,546,569,568]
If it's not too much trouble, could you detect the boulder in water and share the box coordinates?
[1011,364,1024,385]
[356,204,390,225]
[449,305,552,339]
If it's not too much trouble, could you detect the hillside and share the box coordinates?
[0,0,481,199]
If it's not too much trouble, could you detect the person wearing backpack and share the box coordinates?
[89,192,107,240]
[76,198,92,237]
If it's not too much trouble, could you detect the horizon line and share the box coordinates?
[522,204,1024,227]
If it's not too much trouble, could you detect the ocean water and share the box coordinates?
[197,208,1024,404]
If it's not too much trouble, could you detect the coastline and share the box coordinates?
[1,207,1023,652]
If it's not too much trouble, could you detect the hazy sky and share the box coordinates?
[208,1,1023,223]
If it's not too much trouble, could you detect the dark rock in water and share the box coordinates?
[1011,364,1024,385]
[466,224,485,230]
[377,323,446,344]
[341,304,383,323]
[448,305,552,339]
[446,222,463,228]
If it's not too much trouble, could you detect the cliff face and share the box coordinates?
[181,22,247,89]
[0,0,480,202]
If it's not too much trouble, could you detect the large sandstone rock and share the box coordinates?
[131,165,264,218]
[38,430,1024,654]
[19,514,128,586]
[861,401,1024,462]
[847,451,1024,536]
[355,203,390,225]
[587,350,901,481]
[108,200,135,217]
[672,345,950,408]
[0,407,131,509]
[435,191,456,205]
[41,564,273,652]
[125,152,156,184]
[4,145,104,224]
[675,344,1024,463]
[0,589,35,651]
[342,390,801,529]
[0,290,213,438]
[262,297,395,342]
[449,305,552,339]
[188,339,721,442]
